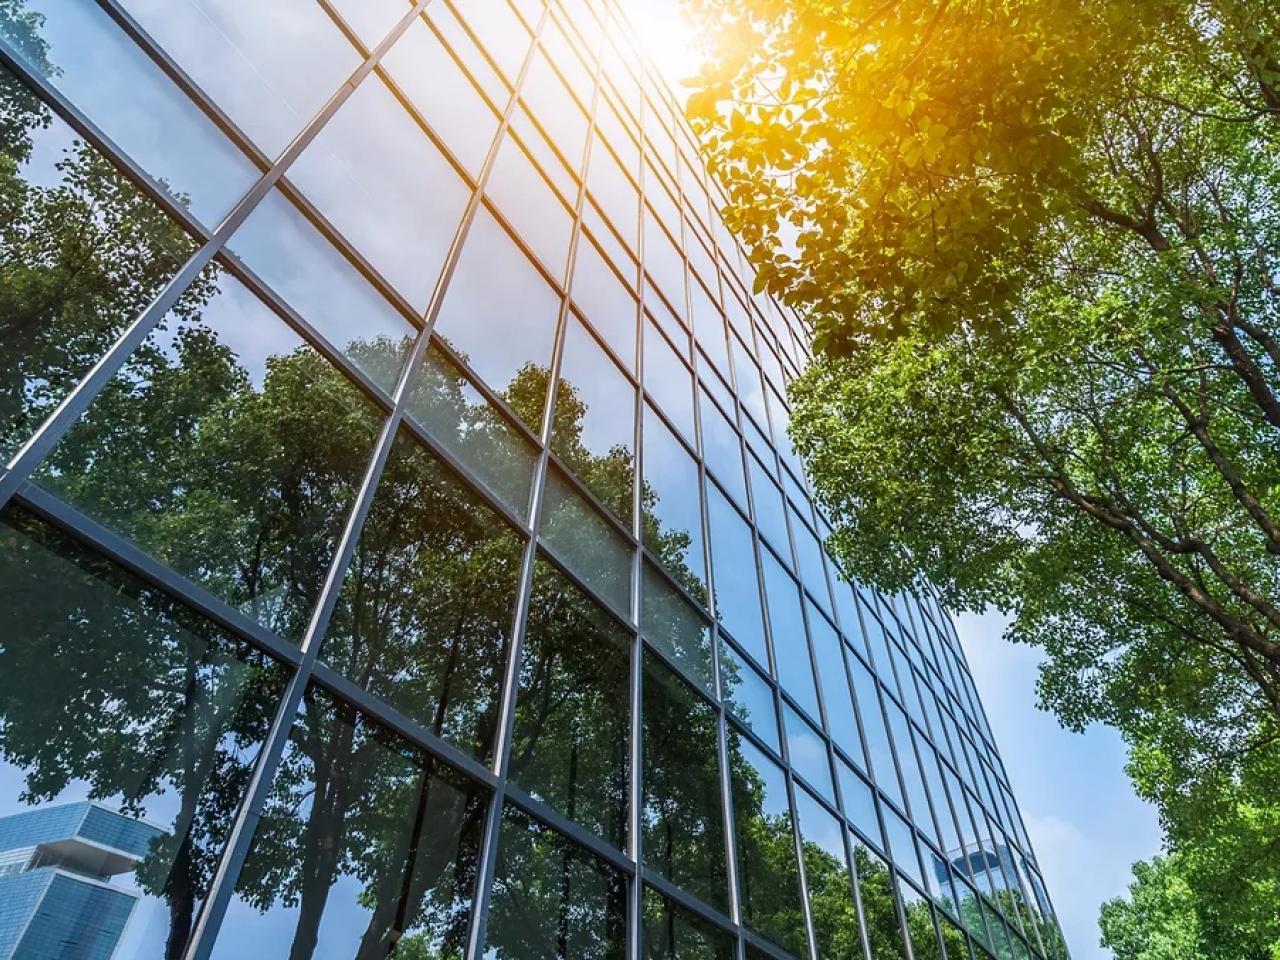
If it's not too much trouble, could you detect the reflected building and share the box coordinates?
[0,1,1066,959]
[0,803,163,960]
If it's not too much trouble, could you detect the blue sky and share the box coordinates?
[954,610,1164,960]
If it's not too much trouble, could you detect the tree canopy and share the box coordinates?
[687,0,1280,953]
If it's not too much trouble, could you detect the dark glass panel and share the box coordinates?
[706,486,765,662]
[433,206,562,431]
[539,469,632,618]
[511,558,631,847]
[0,505,287,960]
[726,730,806,956]
[642,888,734,960]
[288,72,470,309]
[760,553,819,720]
[720,641,780,753]
[642,564,714,693]
[407,343,538,519]
[783,705,834,802]
[118,0,360,159]
[5,0,255,225]
[486,805,627,960]
[641,651,729,911]
[227,187,415,394]
[852,840,910,960]
[641,405,705,595]
[0,76,198,458]
[793,788,861,960]
[552,317,636,524]
[36,270,384,642]
[215,689,486,960]
[322,427,524,761]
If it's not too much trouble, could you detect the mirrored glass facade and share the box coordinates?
[0,1,1068,958]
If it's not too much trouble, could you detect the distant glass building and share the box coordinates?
[0,1,1066,959]
[0,803,163,960]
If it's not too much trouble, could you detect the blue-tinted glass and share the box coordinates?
[689,274,729,380]
[642,405,705,593]
[572,235,637,370]
[784,704,834,802]
[748,452,791,561]
[644,320,696,442]
[760,551,820,719]
[837,758,884,850]
[553,317,636,524]
[289,72,470,309]
[119,0,360,158]
[791,510,832,612]
[642,563,714,694]
[227,187,415,393]
[699,390,747,507]
[11,0,256,226]
[886,809,924,888]
[888,704,936,842]
[706,484,766,664]
[851,658,905,809]
[433,205,562,429]
[807,602,866,768]
[720,640,779,753]
[540,468,632,618]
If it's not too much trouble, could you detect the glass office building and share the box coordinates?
[0,1,1067,958]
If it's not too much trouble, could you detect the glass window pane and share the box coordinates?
[720,641,779,753]
[407,343,538,518]
[838,759,885,850]
[553,317,636,523]
[761,552,820,719]
[35,270,384,642]
[485,137,574,280]
[854,840,910,960]
[886,809,924,888]
[0,505,288,960]
[539,467,633,618]
[118,0,361,158]
[851,658,905,810]
[521,45,589,175]
[748,453,791,563]
[808,603,866,768]
[689,275,729,380]
[642,209,685,318]
[10,0,256,225]
[572,236,637,371]
[699,391,747,507]
[793,787,861,960]
[512,557,631,847]
[792,512,831,613]
[642,888,735,960]
[228,187,416,393]
[0,82,199,458]
[288,72,470,308]
[214,689,486,960]
[643,320,695,444]
[784,704,834,802]
[642,563,714,693]
[706,484,766,664]
[326,0,406,48]
[588,136,638,252]
[642,651,729,911]
[486,805,627,959]
[322,427,525,761]
[641,405,705,594]
[382,17,501,179]
[726,731,807,957]
[452,0,531,84]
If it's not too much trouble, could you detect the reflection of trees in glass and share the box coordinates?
[641,887,734,960]
[486,805,627,960]
[228,687,485,960]
[851,844,910,960]
[0,57,206,459]
[0,506,287,960]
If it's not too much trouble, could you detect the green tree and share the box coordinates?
[1099,856,1206,960]
[687,0,1280,951]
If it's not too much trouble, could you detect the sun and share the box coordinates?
[618,0,704,91]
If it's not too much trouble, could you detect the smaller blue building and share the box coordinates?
[0,801,164,960]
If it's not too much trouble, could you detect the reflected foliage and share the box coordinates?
[642,888,735,960]
[0,506,286,960]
